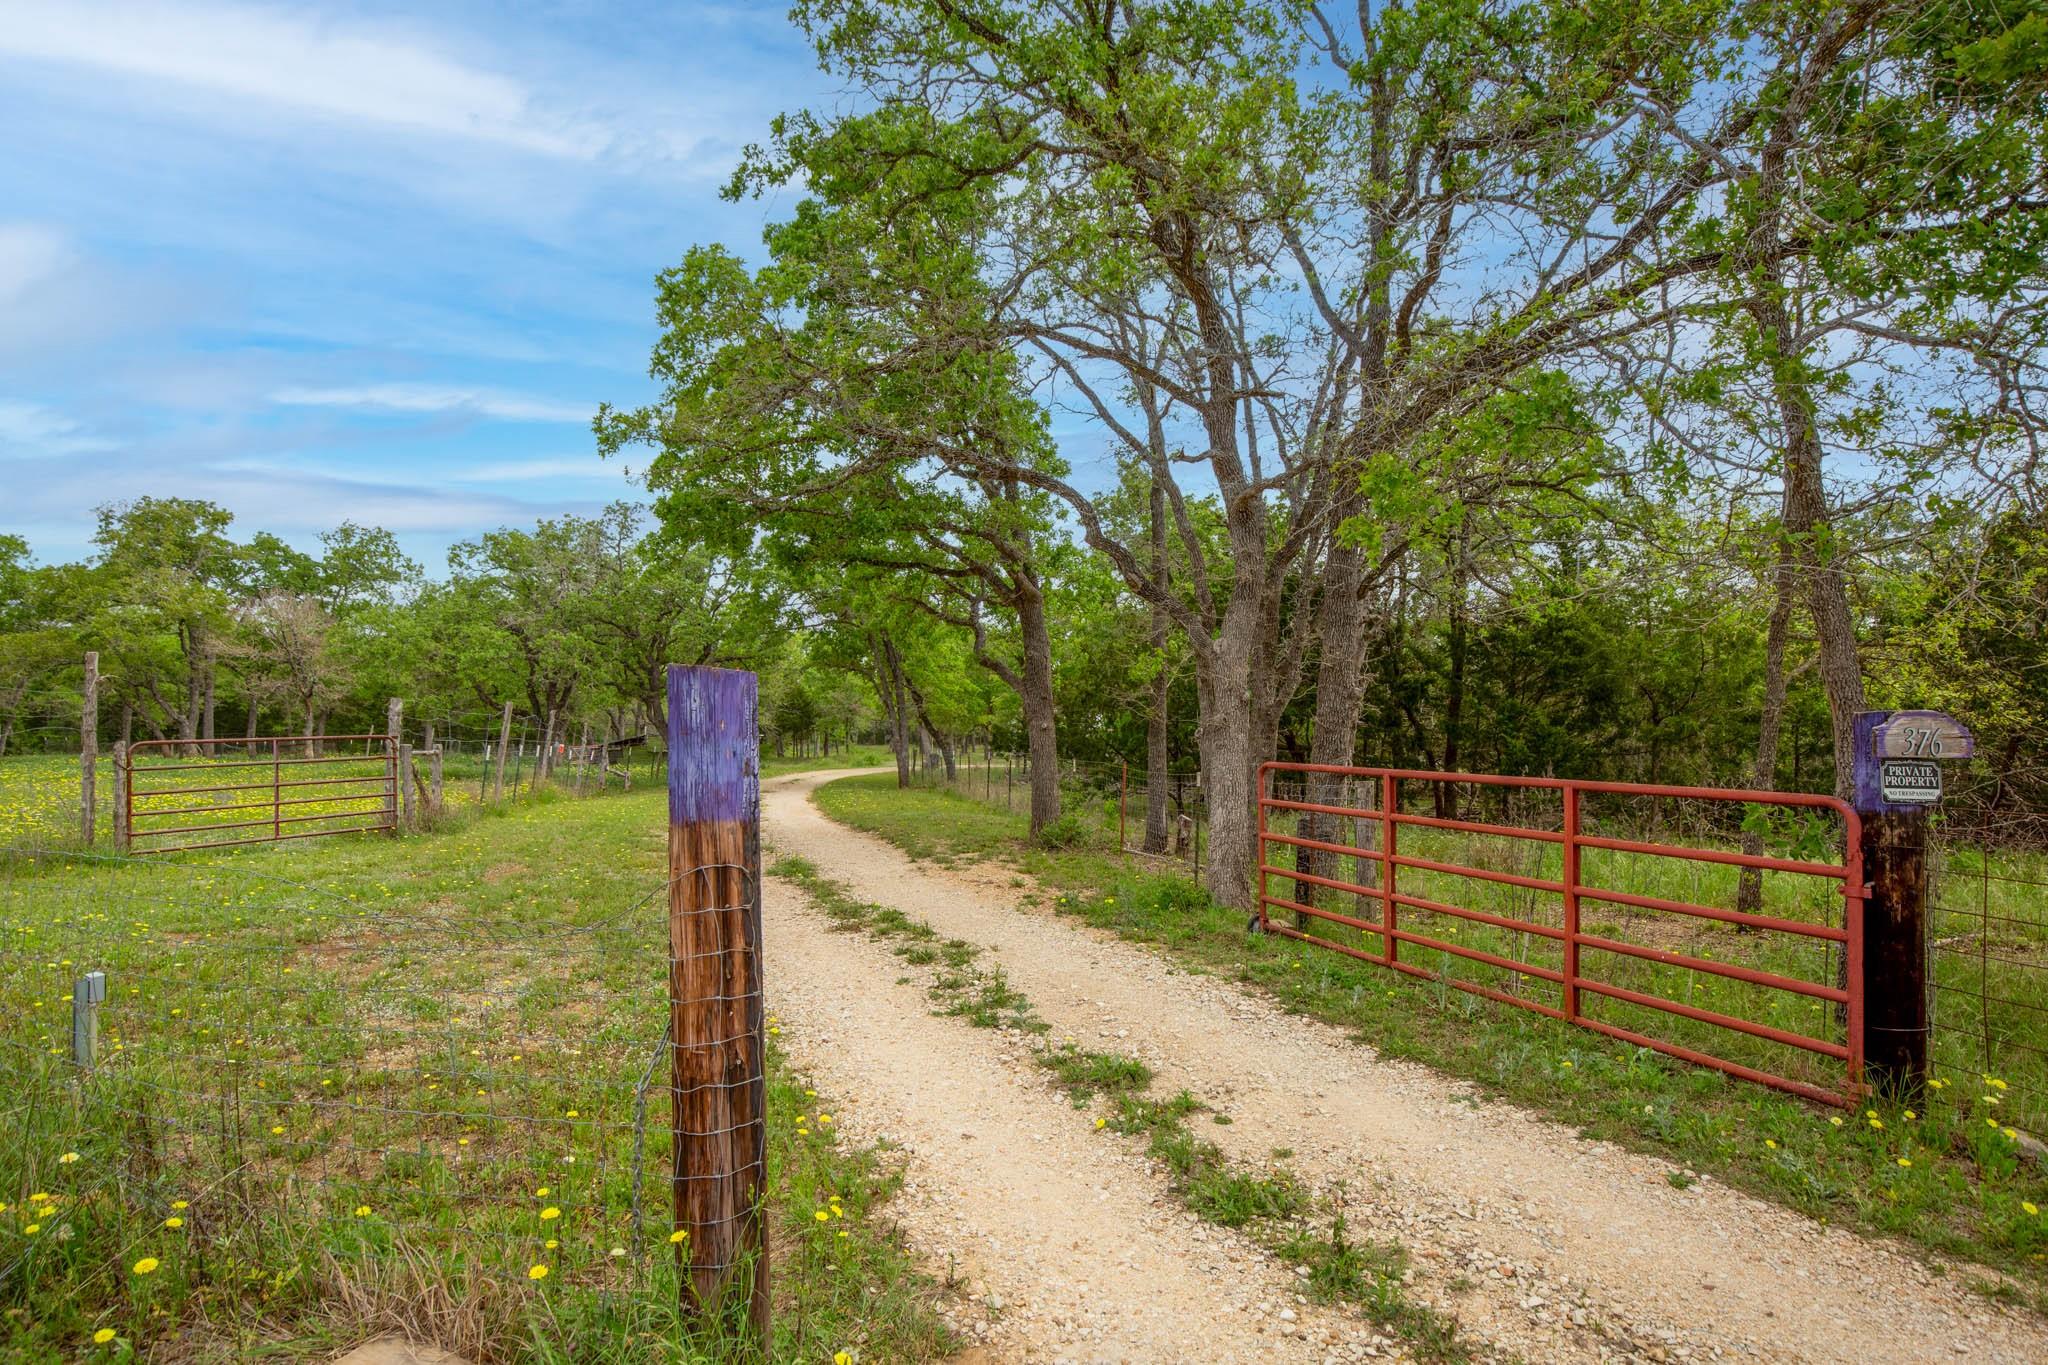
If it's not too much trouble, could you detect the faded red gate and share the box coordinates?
[122,735,400,854]
[1256,763,1865,1105]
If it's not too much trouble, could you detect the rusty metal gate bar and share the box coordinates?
[1256,762,1865,1106]
[124,734,399,854]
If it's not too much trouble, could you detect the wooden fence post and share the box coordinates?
[494,702,512,803]
[398,742,415,829]
[537,709,557,792]
[112,741,129,853]
[667,665,767,1336]
[428,735,444,817]
[1852,710,1971,1098]
[81,651,98,846]
[385,699,402,832]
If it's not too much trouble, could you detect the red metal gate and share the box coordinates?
[1256,763,1865,1105]
[123,735,399,854]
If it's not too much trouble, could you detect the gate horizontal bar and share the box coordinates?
[1575,977,1849,1059]
[127,752,393,775]
[133,791,391,822]
[131,822,394,855]
[1573,1016,1850,1106]
[1575,832,1846,880]
[128,734,392,750]
[1573,882,1847,941]
[1575,933,1848,1002]
[132,807,393,839]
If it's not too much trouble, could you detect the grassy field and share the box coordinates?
[0,774,952,1363]
[815,773,2048,1300]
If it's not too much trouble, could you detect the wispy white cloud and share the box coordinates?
[270,383,592,424]
[0,398,113,455]
[447,457,628,483]
[0,220,70,305]
[0,0,610,158]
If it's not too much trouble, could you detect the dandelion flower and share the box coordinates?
[1829,1116,1844,1127]
[545,1238,559,1250]
[528,1264,549,1281]
[354,1206,371,1218]
[2005,1127,2019,1139]
[1897,1158,1912,1168]
[540,1207,561,1221]
[669,1229,688,1244]
[1904,1110,1917,1120]
[132,1257,159,1276]
[836,1353,852,1365]
[94,1328,116,1344]
[269,1126,284,1136]
[814,1210,829,1223]
[2024,1201,2039,1217]
[536,1187,550,1197]
[1764,1140,1777,1150]
[1095,1118,1106,1129]
[171,1201,188,1210]
[1868,1118,1884,1131]
[163,1217,183,1229]
[58,1152,79,1164]
[23,1224,40,1236]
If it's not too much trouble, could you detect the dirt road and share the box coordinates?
[762,769,2048,1363]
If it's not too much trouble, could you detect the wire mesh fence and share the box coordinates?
[1931,786,2048,1135]
[0,844,763,1356]
[0,709,665,851]
[905,750,1210,875]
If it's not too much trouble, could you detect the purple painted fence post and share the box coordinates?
[667,664,768,1334]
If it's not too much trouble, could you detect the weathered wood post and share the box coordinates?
[576,721,591,794]
[537,709,557,792]
[493,701,512,803]
[427,729,444,817]
[384,699,403,833]
[398,743,415,829]
[1852,709,1972,1098]
[80,651,98,845]
[112,741,129,853]
[666,665,767,1336]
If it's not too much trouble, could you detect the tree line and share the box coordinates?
[3,1,2044,911]
[592,0,2048,908]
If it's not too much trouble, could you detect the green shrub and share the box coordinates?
[1035,813,1089,848]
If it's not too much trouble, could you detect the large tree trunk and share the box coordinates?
[878,638,912,788]
[1196,601,1265,911]
[1437,540,1470,816]
[1750,291,1866,800]
[1300,508,1377,921]
[201,658,216,742]
[1015,584,1062,837]
[180,633,202,755]
[1144,480,1171,853]
[1737,542,1798,915]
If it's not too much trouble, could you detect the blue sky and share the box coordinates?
[0,0,841,569]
